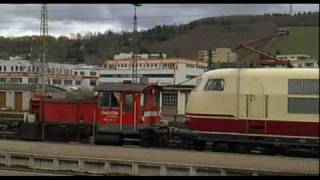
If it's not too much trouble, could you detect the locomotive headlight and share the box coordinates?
[141,116,145,122]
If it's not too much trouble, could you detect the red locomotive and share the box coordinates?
[20,82,167,146]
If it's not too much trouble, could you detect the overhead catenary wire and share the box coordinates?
[0,13,215,24]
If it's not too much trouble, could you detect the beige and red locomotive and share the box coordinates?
[182,68,319,151]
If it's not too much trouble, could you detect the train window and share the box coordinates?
[204,79,224,91]
[100,92,110,107]
[124,94,133,112]
[100,92,120,108]
[288,79,319,95]
[111,93,120,108]
[140,93,145,107]
[153,91,159,106]
[288,97,319,114]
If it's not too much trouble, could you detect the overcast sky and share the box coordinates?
[0,4,318,37]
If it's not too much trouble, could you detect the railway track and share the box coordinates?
[1,132,317,159]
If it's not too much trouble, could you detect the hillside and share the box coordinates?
[263,26,319,60]
[0,13,318,65]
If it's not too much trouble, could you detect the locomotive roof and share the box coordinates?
[95,83,158,92]
[203,68,319,78]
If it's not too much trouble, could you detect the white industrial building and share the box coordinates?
[113,52,167,60]
[100,58,206,85]
[0,59,100,90]
[275,54,318,68]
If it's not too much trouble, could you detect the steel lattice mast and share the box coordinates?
[40,4,48,93]
[132,4,141,83]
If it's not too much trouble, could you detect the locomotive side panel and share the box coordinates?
[41,99,97,125]
[78,103,97,124]
[42,101,78,124]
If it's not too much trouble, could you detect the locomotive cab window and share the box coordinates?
[204,79,224,91]
[124,94,134,112]
[99,92,120,108]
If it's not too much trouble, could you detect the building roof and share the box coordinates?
[161,85,195,91]
[95,83,158,92]
[0,84,66,92]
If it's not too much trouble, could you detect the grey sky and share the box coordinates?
[0,4,318,37]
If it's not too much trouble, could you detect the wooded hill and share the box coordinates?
[0,12,318,65]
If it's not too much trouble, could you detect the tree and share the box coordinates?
[65,41,85,63]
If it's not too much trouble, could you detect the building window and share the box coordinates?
[186,75,197,79]
[74,71,78,76]
[28,78,37,84]
[90,80,96,86]
[80,71,85,76]
[288,79,319,95]
[90,71,97,76]
[10,78,22,84]
[305,62,314,67]
[162,93,177,108]
[15,66,18,71]
[20,66,23,71]
[53,79,62,85]
[76,80,81,85]
[3,66,6,72]
[64,80,73,86]
[0,66,2,71]
[0,77,6,83]
[11,66,14,71]
[142,74,174,78]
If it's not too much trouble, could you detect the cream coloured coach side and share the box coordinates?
[186,68,319,123]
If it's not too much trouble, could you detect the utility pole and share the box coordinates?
[207,50,212,71]
[131,4,141,83]
[40,4,48,93]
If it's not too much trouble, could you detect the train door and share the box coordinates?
[14,92,23,111]
[246,80,267,134]
[98,92,121,131]
[0,92,6,108]
[121,92,139,134]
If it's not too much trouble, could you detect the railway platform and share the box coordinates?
[0,140,318,176]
